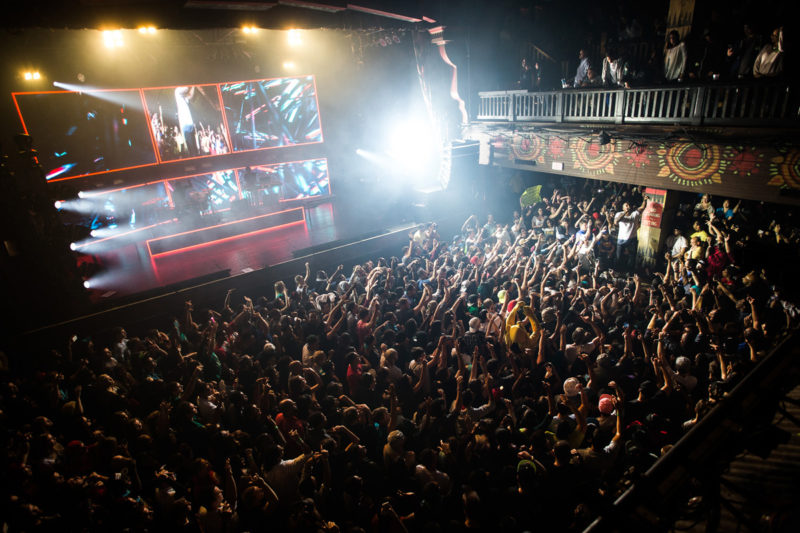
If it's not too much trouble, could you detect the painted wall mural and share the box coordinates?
[485,129,800,203]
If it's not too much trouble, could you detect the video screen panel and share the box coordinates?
[221,76,323,151]
[244,158,330,201]
[143,85,231,162]
[167,170,241,216]
[13,90,157,180]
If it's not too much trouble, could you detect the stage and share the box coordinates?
[79,193,424,303]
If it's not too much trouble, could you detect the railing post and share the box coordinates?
[615,89,625,124]
[508,92,515,122]
[557,92,564,123]
[692,86,706,125]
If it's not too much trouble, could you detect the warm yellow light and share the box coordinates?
[138,27,147,34]
[242,25,258,35]
[103,29,124,48]
[283,61,295,70]
[139,25,157,34]
[288,29,302,46]
[32,71,40,80]
[24,72,32,80]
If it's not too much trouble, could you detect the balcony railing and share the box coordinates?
[477,84,796,126]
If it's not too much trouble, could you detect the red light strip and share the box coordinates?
[216,83,235,155]
[147,206,306,259]
[11,94,29,134]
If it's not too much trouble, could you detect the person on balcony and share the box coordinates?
[663,30,687,82]
[517,57,534,90]
[573,49,592,87]
[601,48,629,88]
[734,24,761,80]
[753,27,784,78]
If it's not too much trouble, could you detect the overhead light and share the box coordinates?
[70,242,78,251]
[54,201,62,209]
[103,30,124,48]
[288,29,302,46]
[283,61,296,70]
[242,25,259,34]
[83,280,92,289]
[23,71,41,81]
[138,25,157,34]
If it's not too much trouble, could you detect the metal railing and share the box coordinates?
[477,84,796,126]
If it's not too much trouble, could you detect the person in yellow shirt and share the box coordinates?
[505,300,540,353]
[689,220,709,242]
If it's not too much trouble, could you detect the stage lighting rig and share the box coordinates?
[242,25,259,34]
[138,25,157,34]
[23,71,41,81]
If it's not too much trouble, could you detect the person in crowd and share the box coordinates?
[2,176,797,532]
[601,47,630,88]
[663,30,687,82]
[517,57,534,90]
[574,49,592,87]
[734,24,762,80]
[753,27,784,78]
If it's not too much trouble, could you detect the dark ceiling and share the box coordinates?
[4,0,445,31]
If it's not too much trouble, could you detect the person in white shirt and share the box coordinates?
[666,227,688,261]
[613,196,647,269]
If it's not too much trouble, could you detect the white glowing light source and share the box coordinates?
[24,72,32,80]
[90,230,98,238]
[54,201,62,209]
[387,118,441,175]
[283,61,296,70]
[83,280,91,289]
[242,25,258,34]
[70,242,78,251]
[288,29,302,46]
[77,191,87,199]
[103,30,124,48]
[138,26,156,34]
[32,71,41,80]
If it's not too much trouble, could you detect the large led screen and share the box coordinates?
[245,158,330,201]
[12,76,325,182]
[143,85,231,162]
[221,76,323,151]
[13,90,157,181]
[166,170,241,215]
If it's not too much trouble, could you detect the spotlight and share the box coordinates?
[70,242,78,251]
[288,29,302,46]
[599,131,611,146]
[54,201,62,209]
[33,71,41,80]
[242,25,258,34]
[23,71,41,81]
[24,72,32,80]
[83,280,91,289]
[283,61,295,70]
[138,25,157,34]
[90,230,98,238]
[103,30,124,48]
[77,191,87,199]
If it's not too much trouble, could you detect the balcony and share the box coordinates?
[477,84,797,126]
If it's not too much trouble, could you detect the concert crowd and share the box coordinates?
[2,179,798,532]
